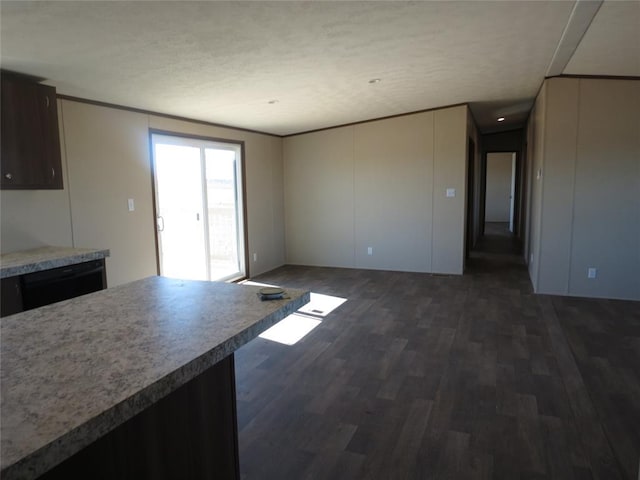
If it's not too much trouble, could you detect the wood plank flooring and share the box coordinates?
[475,222,522,255]
[235,256,639,479]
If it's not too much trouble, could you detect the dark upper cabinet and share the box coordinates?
[1,73,63,189]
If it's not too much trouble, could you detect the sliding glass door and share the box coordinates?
[152,133,245,282]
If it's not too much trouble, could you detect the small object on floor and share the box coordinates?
[258,287,287,301]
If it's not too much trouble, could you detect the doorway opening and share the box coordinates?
[465,138,476,260]
[485,152,516,236]
[475,150,522,256]
[151,132,247,282]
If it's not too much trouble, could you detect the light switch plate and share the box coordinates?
[446,188,456,198]
[127,198,135,212]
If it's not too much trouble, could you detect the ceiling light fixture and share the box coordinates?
[497,117,505,122]
[268,99,279,104]
[368,78,381,84]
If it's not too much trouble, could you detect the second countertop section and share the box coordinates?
[0,246,110,279]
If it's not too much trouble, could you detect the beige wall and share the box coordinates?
[527,78,640,300]
[284,128,355,268]
[1,100,286,286]
[61,102,157,287]
[527,82,546,288]
[284,105,468,275]
[538,78,579,294]
[354,113,434,272]
[433,107,467,274]
[569,79,639,299]
[0,102,74,252]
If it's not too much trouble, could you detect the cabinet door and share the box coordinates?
[1,74,63,189]
[0,277,23,317]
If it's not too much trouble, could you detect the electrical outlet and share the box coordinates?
[587,267,597,279]
[253,253,258,262]
[127,198,135,212]
[367,247,373,256]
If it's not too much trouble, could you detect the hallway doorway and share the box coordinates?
[485,152,516,234]
[473,150,522,258]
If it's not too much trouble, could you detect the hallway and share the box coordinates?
[235,260,639,479]
[472,222,522,257]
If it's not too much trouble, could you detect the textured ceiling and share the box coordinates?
[1,1,638,136]
[565,0,640,77]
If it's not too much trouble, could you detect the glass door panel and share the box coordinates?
[154,143,207,280]
[152,134,245,282]
[205,148,243,281]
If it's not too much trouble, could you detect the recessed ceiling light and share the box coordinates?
[368,78,382,84]
[268,99,279,104]
[497,117,505,122]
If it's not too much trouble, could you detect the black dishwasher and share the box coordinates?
[21,260,107,310]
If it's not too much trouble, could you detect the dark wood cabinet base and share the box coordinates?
[0,276,23,317]
[0,259,107,318]
[40,354,240,480]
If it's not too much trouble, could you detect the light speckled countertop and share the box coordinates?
[0,276,309,480]
[0,246,110,279]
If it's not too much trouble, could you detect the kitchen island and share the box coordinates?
[1,276,309,480]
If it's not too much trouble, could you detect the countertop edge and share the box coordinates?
[1,290,310,480]
[0,249,111,279]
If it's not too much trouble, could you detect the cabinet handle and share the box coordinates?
[52,168,55,178]
[45,96,50,108]
[5,173,12,180]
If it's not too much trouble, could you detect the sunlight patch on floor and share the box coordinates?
[259,314,321,346]
[242,280,279,288]
[298,292,347,318]
[242,281,348,345]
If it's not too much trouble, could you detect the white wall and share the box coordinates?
[284,105,468,275]
[527,77,640,300]
[485,152,513,222]
[1,100,286,286]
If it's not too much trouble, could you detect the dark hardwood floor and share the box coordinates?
[474,222,522,255]
[235,254,639,479]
